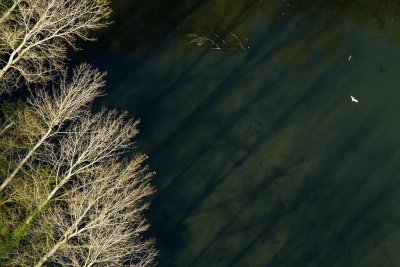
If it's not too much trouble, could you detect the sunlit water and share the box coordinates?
[76,1,400,266]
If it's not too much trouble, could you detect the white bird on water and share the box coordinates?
[348,55,353,63]
[351,96,358,103]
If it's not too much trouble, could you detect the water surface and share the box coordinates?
[77,1,400,266]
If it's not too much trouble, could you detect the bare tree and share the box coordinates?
[8,157,156,267]
[2,91,155,266]
[0,0,111,93]
[1,75,157,265]
[31,157,157,267]
[1,2,158,266]
[23,108,139,225]
[0,64,105,192]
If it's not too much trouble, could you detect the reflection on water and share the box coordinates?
[77,1,400,266]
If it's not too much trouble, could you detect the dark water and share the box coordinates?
[76,1,400,266]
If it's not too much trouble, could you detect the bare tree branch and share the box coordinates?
[0,0,111,93]
[11,157,157,267]
[39,158,155,267]
[0,0,24,26]
[23,108,139,225]
[0,64,105,192]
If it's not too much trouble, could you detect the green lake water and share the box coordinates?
[76,1,400,266]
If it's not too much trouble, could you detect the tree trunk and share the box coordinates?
[34,237,67,267]
[0,1,20,25]
[0,128,52,192]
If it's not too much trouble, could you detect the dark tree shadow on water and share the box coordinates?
[74,1,400,266]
